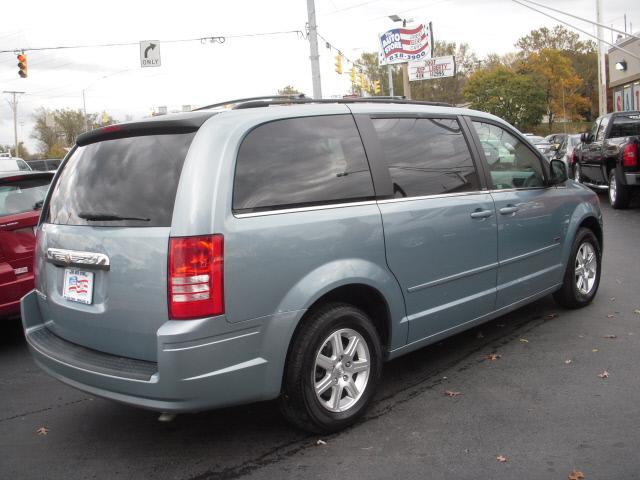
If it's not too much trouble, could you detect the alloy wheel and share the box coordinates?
[574,242,597,295]
[313,328,370,413]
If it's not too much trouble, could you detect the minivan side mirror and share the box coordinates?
[580,132,594,143]
[549,159,568,185]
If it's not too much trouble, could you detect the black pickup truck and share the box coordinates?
[574,111,640,208]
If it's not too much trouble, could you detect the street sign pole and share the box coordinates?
[3,91,24,158]
[596,0,607,115]
[387,65,394,97]
[402,64,411,99]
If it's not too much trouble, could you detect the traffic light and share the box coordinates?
[373,80,381,95]
[350,66,356,84]
[17,53,27,78]
[334,54,343,75]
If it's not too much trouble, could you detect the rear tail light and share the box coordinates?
[623,143,637,167]
[168,234,224,319]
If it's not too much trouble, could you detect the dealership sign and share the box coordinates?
[378,22,433,65]
[409,55,456,81]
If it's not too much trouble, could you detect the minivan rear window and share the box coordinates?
[0,177,51,216]
[46,133,195,227]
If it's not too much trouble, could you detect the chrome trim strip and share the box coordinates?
[499,243,560,267]
[408,262,499,293]
[233,200,378,218]
[377,190,487,204]
[581,181,608,190]
[46,248,110,271]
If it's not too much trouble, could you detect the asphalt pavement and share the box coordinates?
[1,195,639,480]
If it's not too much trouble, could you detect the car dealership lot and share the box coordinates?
[1,197,639,480]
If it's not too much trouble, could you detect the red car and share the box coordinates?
[0,171,53,318]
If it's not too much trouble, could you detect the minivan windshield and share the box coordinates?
[46,133,195,227]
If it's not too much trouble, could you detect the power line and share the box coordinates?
[0,29,304,55]
[511,0,640,61]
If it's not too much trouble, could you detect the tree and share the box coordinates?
[516,25,598,120]
[31,108,60,156]
[464,66,546,130]
[353,52,397,96]
[519,48,589,133]
[54,109,89,147]
[277,86,302,96]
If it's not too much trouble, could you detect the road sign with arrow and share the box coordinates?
[140,40,161,67]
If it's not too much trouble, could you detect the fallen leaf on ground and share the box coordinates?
[496,455,507,462]
[36,427,49,436]
[610,297,615,302]
[578,334,585,338]
[634,309,640,315]
[592,348,599,352]
[615,279,622,284]
[444,390,462,397]
[547,313,558,319]
[565,359,573,364]
[519,338,529,343]
[487,353,502,361]
[604,334,617,339]
[598,370,609,379]
[568,469,585,479]
[606,314,615,318]
[316,439,327,446]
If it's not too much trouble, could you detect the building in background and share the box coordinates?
[609,34,640,112]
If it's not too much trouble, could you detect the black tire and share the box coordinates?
[553,227,601,309]
[608,170,631,209]
[279,302,382,433]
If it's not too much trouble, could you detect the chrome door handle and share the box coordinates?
[499,206,519,215]
[470,209,493,219]
[46,248,110,271]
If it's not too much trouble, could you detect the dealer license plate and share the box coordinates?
[63,268,94,305]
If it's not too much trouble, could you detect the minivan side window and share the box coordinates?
[472,121,545,190]
[371,117,479,198]
[233,115,375,212]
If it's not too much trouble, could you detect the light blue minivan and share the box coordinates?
[22,97,602,433]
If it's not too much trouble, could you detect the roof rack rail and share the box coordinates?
[231,97,452,109]
[193,94,307,111]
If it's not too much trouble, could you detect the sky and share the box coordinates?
[0,0,637,153]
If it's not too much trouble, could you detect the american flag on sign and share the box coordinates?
[378,22,433,66]
[68,276,89,294]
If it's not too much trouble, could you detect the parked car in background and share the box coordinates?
[0,157,32,172]
[1,171,54,319]
[545,133,568,150]
[27,159,62,172]
[526,135,556,160]
[22,97,602,433]
[554,134,582,178]
[574,111,640,208]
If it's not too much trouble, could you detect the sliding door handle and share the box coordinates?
[470,209,493,219]
[499,206,519,215]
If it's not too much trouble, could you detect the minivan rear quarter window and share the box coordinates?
[46,133,195,227]
[372,117,479,198]
[233,115,375,212]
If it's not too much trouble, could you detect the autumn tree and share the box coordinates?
[31,108,59,155]
[352,52,400,97]
[519,48,589,133]
[464,66,545,130]
[277,85,302,95]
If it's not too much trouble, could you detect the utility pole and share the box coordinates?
[306,0,322,99]
[387,65,394,96]
[596,0,607,116]
[402,64,411,99]
[3,91,25,158]
[82,89,90,132]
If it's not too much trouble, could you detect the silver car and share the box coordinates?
[22,97,603,433]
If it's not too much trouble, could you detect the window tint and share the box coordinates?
[472,121,545,190]
[0,177,51,216]
[609,115,640,137]
[372,117,479,197]
[233,115,374,212]
[46,133,195,227]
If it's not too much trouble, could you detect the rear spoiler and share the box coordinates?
[0,171,55,185]
[76,113,216,146]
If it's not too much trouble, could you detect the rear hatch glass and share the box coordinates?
[39,132,196,361]
[46,133,195,227]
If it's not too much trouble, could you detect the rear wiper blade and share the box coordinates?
[78,212,150,222]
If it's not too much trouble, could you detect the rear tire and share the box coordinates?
[279,303,382,433]
[608,170,630,209]
[553,228,601,309]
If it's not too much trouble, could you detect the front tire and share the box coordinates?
[553,228,601,309]
[609,170,630,209]
[279,303,382,433]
